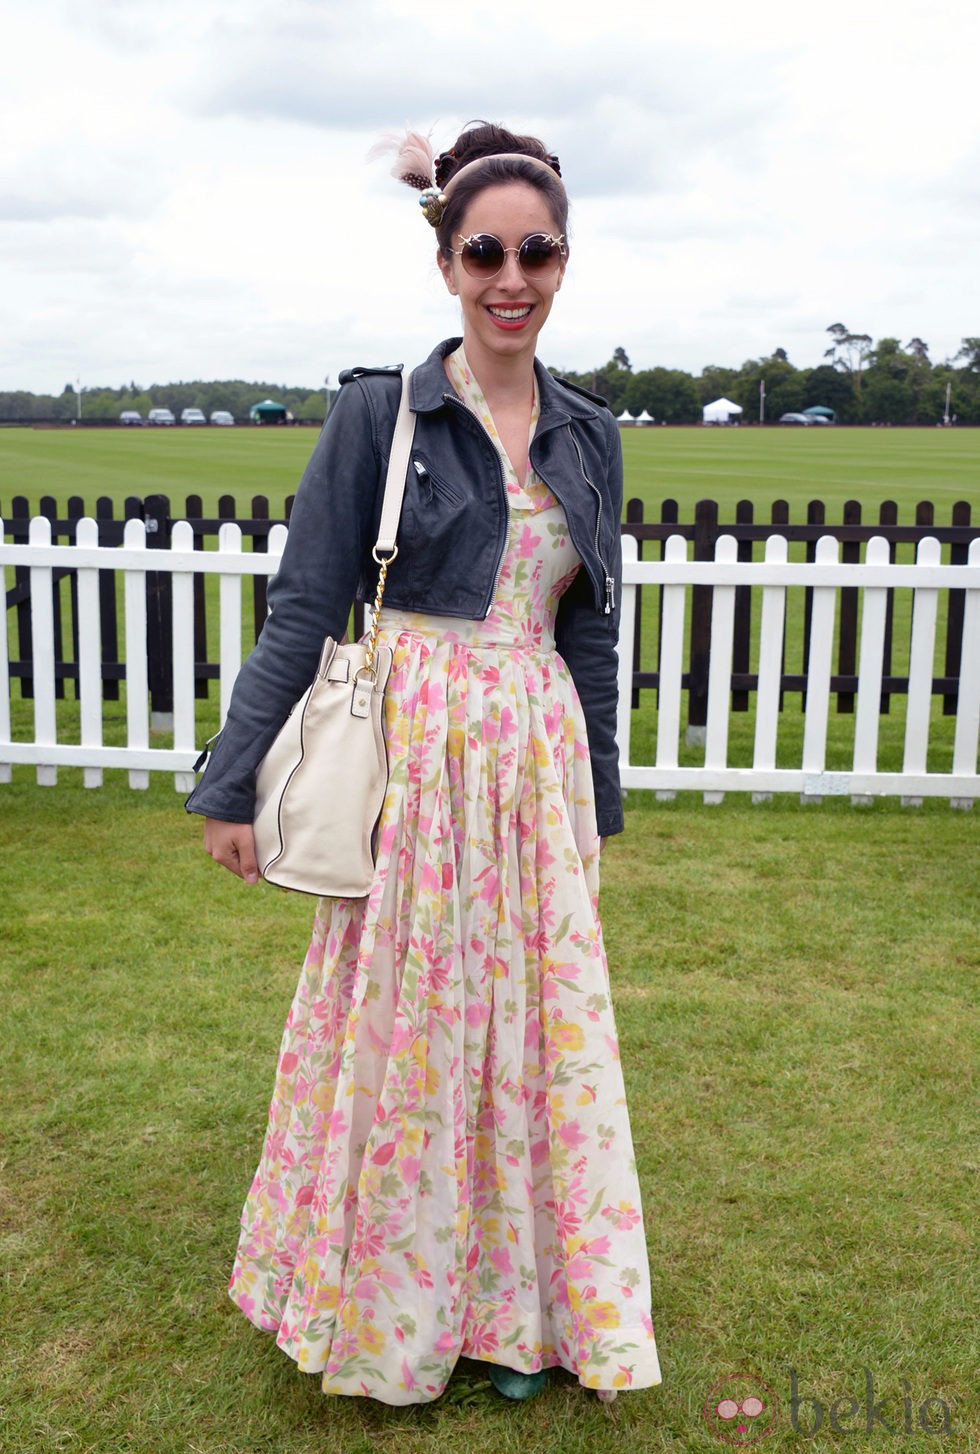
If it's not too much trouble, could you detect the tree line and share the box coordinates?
[2,329,979,426]
[0,378,332,425]
[557,329,980,425]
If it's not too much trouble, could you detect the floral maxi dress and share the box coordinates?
[229,352,662,1404]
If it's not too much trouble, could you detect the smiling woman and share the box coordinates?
[186,120,661,1411]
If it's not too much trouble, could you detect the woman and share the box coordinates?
[187,122,661,1406]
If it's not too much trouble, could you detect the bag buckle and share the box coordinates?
[351,664,377,718]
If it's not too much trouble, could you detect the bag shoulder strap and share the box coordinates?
[374,370,415,557]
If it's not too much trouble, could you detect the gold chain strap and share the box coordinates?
[362,545,398,675]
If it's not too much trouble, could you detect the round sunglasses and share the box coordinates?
[450,232,566,280]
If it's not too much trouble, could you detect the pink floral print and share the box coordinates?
[228,348,661,1404]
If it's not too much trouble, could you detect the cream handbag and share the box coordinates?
[252,370,415,897]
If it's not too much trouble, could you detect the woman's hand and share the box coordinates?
[204,818,260,884]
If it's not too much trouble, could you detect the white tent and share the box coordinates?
[634,409,655,425]
[616,409,635,425]
[703,397,743,425]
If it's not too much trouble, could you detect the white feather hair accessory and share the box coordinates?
[368,127,447,227]
[374,128,436,190]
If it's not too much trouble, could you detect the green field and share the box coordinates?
[619,426,978,516]
[1,426,977,1453]
[1,424,977,522]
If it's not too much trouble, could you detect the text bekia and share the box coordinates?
[789,1368,952,1436]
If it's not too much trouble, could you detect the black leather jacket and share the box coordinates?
[186,338,625,835]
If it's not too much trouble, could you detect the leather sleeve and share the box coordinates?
[185,378,390,822]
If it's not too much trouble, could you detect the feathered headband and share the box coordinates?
[369,129,562,229]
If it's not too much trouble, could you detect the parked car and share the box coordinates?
[181,407,207,425]
[147,407,176,426]
[209,410,235,426]
[779,412,811,426]
[119,410,144,426]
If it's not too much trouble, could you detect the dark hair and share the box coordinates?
[435,121,568,255]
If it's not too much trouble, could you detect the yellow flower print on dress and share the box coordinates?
[550,1020,586,1053]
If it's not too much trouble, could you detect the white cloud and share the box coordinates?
[2,0,978,390]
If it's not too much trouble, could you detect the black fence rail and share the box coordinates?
[4,493,978,723]
[3,493,295,707]
[623,497,977,724]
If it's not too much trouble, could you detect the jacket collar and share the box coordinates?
[409,338,603,425]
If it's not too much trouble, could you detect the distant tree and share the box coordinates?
[296,391,326,422]
[955,338,980,372]
[860,339,914,423]
[728,351,803,421]
[0,391,41,422]
[904,338,935,422]
[860,375,912,424]
[697,364,739,406]
[870,337,904,365]
[612,346,632,372]
[860,337,941,424]
[557,354,633,413]
[824,322,873,395]
[81,387,123,420]
[918,366,964,425]
[801,364,856,421]
[624,368,701,423]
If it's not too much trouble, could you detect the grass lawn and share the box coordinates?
[619,426,978,517]
[2,423,978,522]
[0,427,317,515]
[0,777,977,1454]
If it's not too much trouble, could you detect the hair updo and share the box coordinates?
[434,122,568,255]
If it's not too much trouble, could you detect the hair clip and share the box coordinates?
[434,149,456,189]
[418,187,447,227]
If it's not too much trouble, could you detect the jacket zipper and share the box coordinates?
[569,434,615,614]
[192,729,221,773]
[535,431,614,615]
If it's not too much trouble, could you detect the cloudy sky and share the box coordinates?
[2,0,977,394]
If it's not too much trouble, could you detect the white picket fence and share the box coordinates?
[1,516,286,794]
[617,533,979,806]
[2,516,979,806]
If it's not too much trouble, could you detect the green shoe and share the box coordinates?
[488,1365,549,1401]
